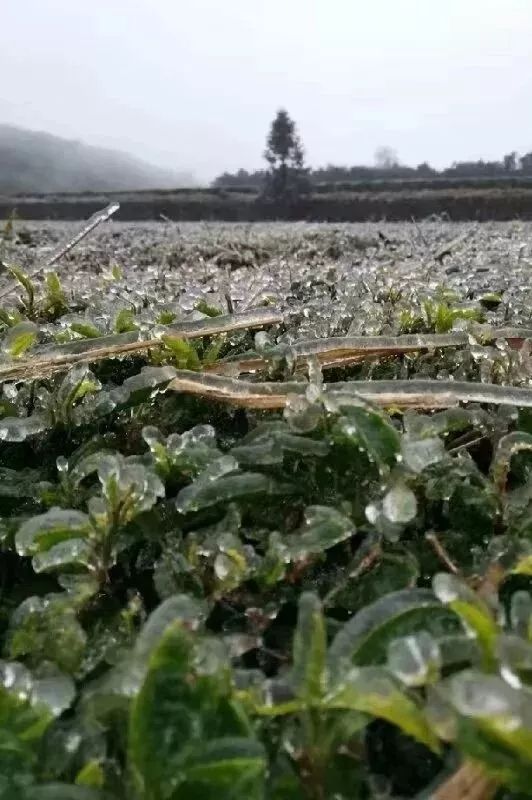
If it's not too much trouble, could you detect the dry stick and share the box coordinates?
[425,532,461,575]
[0,202,120,301]
[0,308,284,383]
[1,325,530,385]
[206,333,469,375]
[167,371,532,410]
[204,327,532,376]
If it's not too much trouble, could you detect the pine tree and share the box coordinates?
[262,109,309,201]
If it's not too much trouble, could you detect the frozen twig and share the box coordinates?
[0,202,120,301]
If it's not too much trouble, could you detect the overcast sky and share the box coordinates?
[1,0,531,183]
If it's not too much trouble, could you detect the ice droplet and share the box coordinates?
[382,484,417,524]
[432,573,461,604]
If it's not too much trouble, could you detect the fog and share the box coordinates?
[1,0,531,183]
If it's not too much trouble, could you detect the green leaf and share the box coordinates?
[44,271,68,313]
[15,509,91,557]
[162,336,202,370]
[292,593,327,703]
[7,595,87,675]
[129,622,265,799]
[432,573,499,670]
[69,321,102,339]
[203,336,226,366]
[121,595,209,695]
[334,406,400,467]
[232,422,327,468]
[328,589,457,677]
[114,308,138,333]
[447,670,532,792]
[32,539,93,574]
[1,321,39,357]
[7,265,35,313]
[324,666,440,752]
[0,663,77,794]
[175,737,266,799]
[176,467,288,515]
[195,298,223,317]
[75,760,105,789]
[288,506,355,560]
[0,686,50,792]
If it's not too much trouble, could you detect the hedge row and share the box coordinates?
[3,188,532,222]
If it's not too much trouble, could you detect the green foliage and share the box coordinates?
[2,222,532,798]
[129,621,265,800]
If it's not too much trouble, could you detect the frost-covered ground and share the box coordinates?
[4,220,532,332]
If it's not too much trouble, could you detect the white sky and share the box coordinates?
[1,0,531,182]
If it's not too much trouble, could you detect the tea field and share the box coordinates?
[0,216,532,799]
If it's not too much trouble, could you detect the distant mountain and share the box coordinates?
[0,124,194,193]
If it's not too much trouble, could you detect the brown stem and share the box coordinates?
[425,532,461,575]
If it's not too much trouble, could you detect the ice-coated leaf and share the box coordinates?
[30,672,76,717]
[382,483,417,524]
[69,319,102,338]
[0,414,48,442]
[45,271,67,311]
[16,508,90,557]
[497,635,532,688]
[55,365,101,414]
[111,365,178,408]
[129,622,265,799]
[94,453,165,528]
[292,593,327,702]
[1,320,39,357]
[122,595,208,695]
[143,423,220,478]
[446,669,532,788]
[433,573,499,669]
[176,470,287,514]
[7,595,87,675]
[288,505,355,559]
[0,467,43,498]
[387,631,441,687]
[32,538,93,574]
[334,406,400,467]
[324,666,440,752]
[328,588,456,677]
[232,421,328,468]
[176,737,266,797]
[401,436,446,474]
[0,673,55,789]
[491,431,532,492]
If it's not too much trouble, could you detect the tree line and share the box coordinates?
[213,110,532,198]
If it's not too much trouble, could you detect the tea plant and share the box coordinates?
[0,218,530,798]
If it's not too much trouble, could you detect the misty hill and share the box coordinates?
[0,124,193,193]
